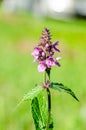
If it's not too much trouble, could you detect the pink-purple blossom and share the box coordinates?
[46,57,55,68]
[38,62,46,72]
[32,28,61,72]
[32,47,41,56]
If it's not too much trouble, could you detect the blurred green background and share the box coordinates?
[0,11,86,130]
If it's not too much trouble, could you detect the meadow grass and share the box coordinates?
[0,12,86,130]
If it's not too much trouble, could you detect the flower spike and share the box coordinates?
[32,28,61,72]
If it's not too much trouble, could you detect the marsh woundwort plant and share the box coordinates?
[31,28,79,130]
[16,28,79,130]
[31,28,61,130]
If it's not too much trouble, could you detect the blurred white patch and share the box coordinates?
[47,0,73,13]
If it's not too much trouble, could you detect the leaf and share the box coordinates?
[23,85,42,101]
[13,85,42,111]
[38,92,53,130]
[31,97,45,130]
[50,82,79,101]
[31,92,53,130]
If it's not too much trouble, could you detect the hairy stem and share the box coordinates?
[46,88,51,130]
[44,71,51,130]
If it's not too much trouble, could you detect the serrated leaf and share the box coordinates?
[38,92,53,130]
[50,82,79,101]
[23,85,42,101]
[13,85,42,111]
[31,92,53,130]
[31,97,45,130]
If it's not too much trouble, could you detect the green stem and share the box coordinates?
[44,71,51,130]
[46,88,51,130]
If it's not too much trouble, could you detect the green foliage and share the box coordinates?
[31,92,53,130]
[23,85,42,101]
[14,85,42,111]
[50,82,79,101]
[31,97,44,130]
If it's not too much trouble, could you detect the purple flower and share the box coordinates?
[52,41,60,52]
[32,47,45,62]
[38,61,46,72]
[32,47,41,57]
[46,57,55,68]
[32,28,61,73]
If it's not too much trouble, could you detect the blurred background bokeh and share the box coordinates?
[0,0,86,130]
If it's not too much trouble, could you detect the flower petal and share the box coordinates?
[56,56,62,61]
[46,57,55,68]
[52,41,60,52]
[38,63,46,72]
[55,61,61,67]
